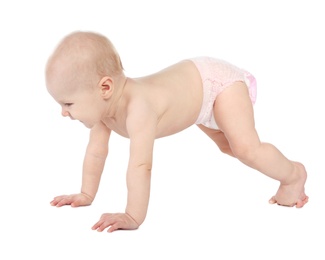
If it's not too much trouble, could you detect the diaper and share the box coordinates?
[192,57,257,130]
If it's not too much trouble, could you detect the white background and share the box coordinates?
[1,0,324,259]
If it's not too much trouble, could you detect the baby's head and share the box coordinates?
[46,31,124,90]
[45,31,125,128]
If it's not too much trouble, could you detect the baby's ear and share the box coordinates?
[98,76,114,99]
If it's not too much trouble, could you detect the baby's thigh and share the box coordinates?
[213,82,259,145]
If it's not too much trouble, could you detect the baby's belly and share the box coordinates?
[154,110,199,138]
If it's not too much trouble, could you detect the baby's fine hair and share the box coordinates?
[52,31,124,78]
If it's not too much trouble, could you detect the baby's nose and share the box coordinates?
[61,109,70,117]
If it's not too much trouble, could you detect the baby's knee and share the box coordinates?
[218,145,234,157]
[231,143,258,162]
[219,145,230,154]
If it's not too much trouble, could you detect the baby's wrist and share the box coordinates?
[125,211,141,227]
[81,191,95,201]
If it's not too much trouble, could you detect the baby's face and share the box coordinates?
[47,75,105,129]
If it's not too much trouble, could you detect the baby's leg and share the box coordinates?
[197,125,234,157]
[213,82,308,207]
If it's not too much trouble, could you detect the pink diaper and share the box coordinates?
[192,57,257,130]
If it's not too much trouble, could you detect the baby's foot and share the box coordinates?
[269,162,308,208]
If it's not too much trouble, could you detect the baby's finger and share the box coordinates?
[50,195,67,205]
[50,198,63,206]
[91,222,100,230]
[108,223,121,233]
[92,219,106,231]
[71,198,83,207]
[56,197,72,207]
[94,223,111,232]
[50,199,57,206]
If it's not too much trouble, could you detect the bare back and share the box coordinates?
[103,60,203,138]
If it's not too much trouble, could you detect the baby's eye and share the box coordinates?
[64,103,73,107]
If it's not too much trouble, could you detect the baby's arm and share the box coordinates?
[92,105,156,232]
[80,122,111,200]
[124,119,155,224]
[50,122,111,207]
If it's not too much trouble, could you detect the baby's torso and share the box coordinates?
[104,59,204,138]
[103,57,249,139]
[144,59,204,137]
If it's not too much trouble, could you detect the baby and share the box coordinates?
[46,31,308,233]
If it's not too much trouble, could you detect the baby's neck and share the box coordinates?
[105,75,128,119]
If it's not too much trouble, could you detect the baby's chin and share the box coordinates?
[80,121,93,129]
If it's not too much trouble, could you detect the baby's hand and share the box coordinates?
[50,192,93,207]
[92,213,139,233]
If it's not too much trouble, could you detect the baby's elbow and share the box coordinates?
[136,163,152,172]
[87,146,108,160]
